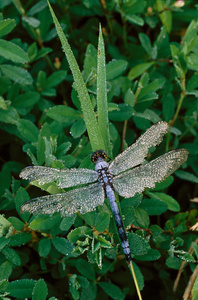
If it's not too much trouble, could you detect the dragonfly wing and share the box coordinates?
[21,182,105,216]
[113,149,188,198]
[109,121,169,175]
[19,166,98,188]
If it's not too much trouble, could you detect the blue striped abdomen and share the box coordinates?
[105,185,131,264]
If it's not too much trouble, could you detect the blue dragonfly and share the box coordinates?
[20,121,188,264]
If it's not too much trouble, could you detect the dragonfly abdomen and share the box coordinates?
[105,185,131,264]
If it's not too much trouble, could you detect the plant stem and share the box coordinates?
[129,260,143,300]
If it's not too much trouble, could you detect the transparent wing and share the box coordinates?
[110,121,169,175]
[21,182,105,216]
[19,166,98,188]
[113,149,188,198]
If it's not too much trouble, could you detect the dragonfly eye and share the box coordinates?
[91,150,108,163]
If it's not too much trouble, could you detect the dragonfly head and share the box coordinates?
[91,150,108,164]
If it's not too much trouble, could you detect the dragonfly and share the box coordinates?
[20,121,188,264]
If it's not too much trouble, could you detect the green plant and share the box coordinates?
[0,1,197,299]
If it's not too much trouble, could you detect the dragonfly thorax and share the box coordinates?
[95,160,113,187]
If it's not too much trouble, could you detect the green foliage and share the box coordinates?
[0,0,197,299]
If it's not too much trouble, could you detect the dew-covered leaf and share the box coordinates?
[109,104,133,121]
[29,215,62,231]
[0,39,29,63]
[47,105,81,123]
[0,105,19,125]
[106,59,128,80]
[0,261,12,280]
[17,119,39,142]
[135,248,161,261]
[70,118,86,138]
[128,232,150,256]
[52,236,74,256]
[128,62,154,80]
[1,64,33,85]
[0,19,16,37]
[38,238,51,257]
[94,212,110,232]
[8,279,36,298]
[1,247,21,266]
[32,279,48,300]
[8,232,32,247]
[134,208,150,228]
[67,226,93,243]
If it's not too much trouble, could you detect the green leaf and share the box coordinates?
[166,256,181,270]
[192,274,198,300]
[67,226,93,243]
[98,282,125,300]
[38,238,51,257]
[8,279,36,298]
[106,59,128,80]
[94,212,110,232]
[15,187,30,221]
[13,91,40,109]
[148,192,180,212]
[37,122,51,165]
[27,0,48,16]
[0,261,12,280]
[0,105,19,124]
[135,248,161,261]
[128,62,154,80]
[47,105,81,123]
[162,93,175,121]
[0,215,10,228]
[44,70,67,88]
[0,237,9,250]
[47,1,105,151]
[175,170,198,183]
[138,78,165,99]
[0,19,16,37]
[128,232,149,256]
[156,0,172,33]
[124,88,135,106]
[109,104,133,121]
[83,211,96,227]
[132,262,144,290]
[140,198,168,215]
[1,64,33,85]
[0,39,28,63]
[192,242,198,260]
[97,25,112,157]
[70,118,86,138]
[32,279,48,300]
[8,232,32,247]
[8,216,25,231]
[134,208,150,228]
[125,14,144,26]
[139,33,152,55]
[75,259,95,281]
[30,215,62,231]
[51,237,74,256]
[17,119,39,142]
[60,215,76,231]
[1,247,21,266]
[22,16,40,28]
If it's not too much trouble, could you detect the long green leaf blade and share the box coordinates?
[97,25,112,157]
[47,1,105,151]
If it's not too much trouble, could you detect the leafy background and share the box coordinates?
[0,0,198,299]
